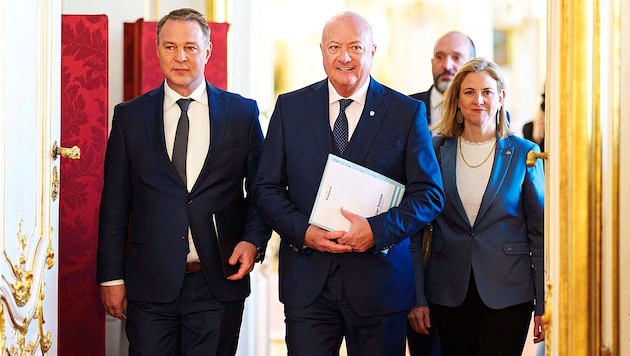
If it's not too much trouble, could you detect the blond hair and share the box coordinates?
[431,57,511,138]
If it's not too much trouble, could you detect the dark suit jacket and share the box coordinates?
[410,86,432,126]
[253,77,445,316]
[97,81,271,303]
[418,135,545,315]
[522,121,545,151]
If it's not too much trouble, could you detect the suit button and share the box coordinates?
[187,199,192,205]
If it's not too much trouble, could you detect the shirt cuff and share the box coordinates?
[100,279,124,286]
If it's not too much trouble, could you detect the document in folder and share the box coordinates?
[309,154,406,232]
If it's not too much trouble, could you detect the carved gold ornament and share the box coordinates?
[1,214,55,355]
[51,167,59,202]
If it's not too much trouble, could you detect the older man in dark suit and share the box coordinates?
[97,8,270,355]
[254,11,444,355]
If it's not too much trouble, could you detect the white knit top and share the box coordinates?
[456,137,496,225]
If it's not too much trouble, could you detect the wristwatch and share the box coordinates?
[255,246,265,263]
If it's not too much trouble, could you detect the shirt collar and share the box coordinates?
[430,86,444,110]
[164,80,208,109]
[327,79,370,106]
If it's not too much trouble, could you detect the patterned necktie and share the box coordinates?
[173,98,192,184]
[333,99,353,155]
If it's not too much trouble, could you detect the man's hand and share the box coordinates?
[335,208,375,252]
[533,315,545,343]
[304,224,352,253]
[101,284,127,320]
[226,241,258,281]
[408,306,431,335]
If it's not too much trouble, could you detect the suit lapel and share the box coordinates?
[307,80,336,162]
[145,85,184,185]
[192,82,224,192]
[306,78,389,166]
[346,78,387,164]
[440,137,472,226]
[474,137,513,226]
[421,86,432,124]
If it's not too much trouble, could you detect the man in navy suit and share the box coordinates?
[410,31,476,128]
[97,8,270,355]
[253,12,444,355]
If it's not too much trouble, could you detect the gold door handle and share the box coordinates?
[50,141,81,201]
[526,150,548,167]
[52,141,81,160]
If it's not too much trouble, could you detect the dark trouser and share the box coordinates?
[430,270,533,356]
[126,271,244,356]
[217,299,245,356]
[284,263,408,356]
[406,321,442,356]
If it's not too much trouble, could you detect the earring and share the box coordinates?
[456,109,464,124]
[495,110,500,132]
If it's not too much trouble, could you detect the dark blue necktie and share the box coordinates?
[333,99,353,155]
[173,98,192,183]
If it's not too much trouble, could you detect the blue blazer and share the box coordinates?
[253,78,445,316]
[97,82,271,303]
[417,135,545,315]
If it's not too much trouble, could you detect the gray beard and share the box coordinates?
[435,79,450,94]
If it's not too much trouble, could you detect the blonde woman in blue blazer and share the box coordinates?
[408,58,545,356]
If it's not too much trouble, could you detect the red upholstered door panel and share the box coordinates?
[60,14,108,355]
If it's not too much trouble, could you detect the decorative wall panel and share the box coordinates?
[60,14,108,355]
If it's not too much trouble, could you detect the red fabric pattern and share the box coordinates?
[124,19,229,101]
[60,14,108,355]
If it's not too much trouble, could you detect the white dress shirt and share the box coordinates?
[429,86,444,127]
[327,79,370,140]
[164,81,210,263]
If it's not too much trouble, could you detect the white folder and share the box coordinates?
[309,154,405,232]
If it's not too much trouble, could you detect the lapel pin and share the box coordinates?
[369,111,375,116]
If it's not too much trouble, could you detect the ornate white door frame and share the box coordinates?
[1,0,61,354]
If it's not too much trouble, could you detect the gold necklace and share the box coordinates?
[459,137,496,168]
